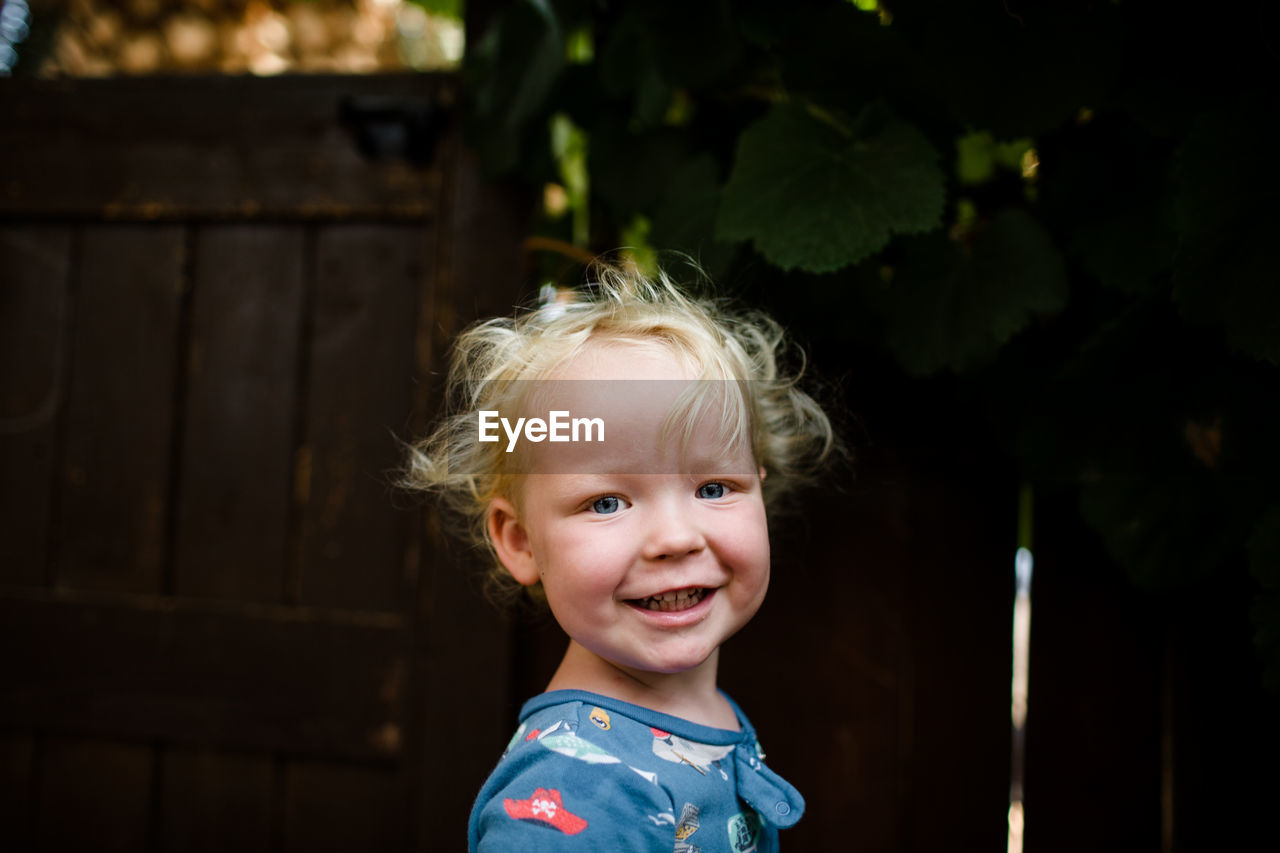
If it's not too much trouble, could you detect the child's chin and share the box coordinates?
[635,647,718,675]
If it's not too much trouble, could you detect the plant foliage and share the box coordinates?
[462,0,1280,688]
[717,102,944,272]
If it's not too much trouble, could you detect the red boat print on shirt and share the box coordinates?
[503,787,589,835]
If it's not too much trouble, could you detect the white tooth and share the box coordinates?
[648,600,660,611]
[676,589,689,600]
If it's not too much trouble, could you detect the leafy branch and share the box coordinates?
[463,0,1280,690]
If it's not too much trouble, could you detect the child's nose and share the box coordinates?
[640,501,706,561]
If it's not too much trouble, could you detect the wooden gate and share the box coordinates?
[0,73,525,851]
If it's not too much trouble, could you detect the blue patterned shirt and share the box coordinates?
[469,690,804,852]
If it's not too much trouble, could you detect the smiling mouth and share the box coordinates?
[630,587,707,612]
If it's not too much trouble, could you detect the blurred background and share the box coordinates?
[2,1,1279,851]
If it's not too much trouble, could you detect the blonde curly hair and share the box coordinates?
[404,261,835,600]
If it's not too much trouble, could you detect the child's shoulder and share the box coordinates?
[470,692,678,851]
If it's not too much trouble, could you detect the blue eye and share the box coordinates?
[591,496,622,514]
[696,482,727,500]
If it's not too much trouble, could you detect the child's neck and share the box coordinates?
[546,640,740,730]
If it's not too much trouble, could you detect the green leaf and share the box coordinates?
[466,0,564,170]
[882,211,1069,375]
[955,131,997,185]
[551,113,590,247]
[649,156,738,279]
[717,103,945,273]
[1068,204,1177,295]
[955,131,1033,186]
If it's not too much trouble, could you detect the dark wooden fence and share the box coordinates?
[0,73,524,852]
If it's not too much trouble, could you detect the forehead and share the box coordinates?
[551,338,696,382]
[513,341,755,477]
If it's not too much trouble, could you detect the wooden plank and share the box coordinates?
[0,225,72,586]
[0,592,406,761]
[1025,492,1163,851]
[38,737,152,853]
[410,133,527,849]
[898,471,1013,852]
[0,75,453,221]
[283,762,406,853]
[723,428,1013,850]
[158,748,273,853]
[298,225,426,612]
[720,448,916,850]
[0,733,36,850]
[56,225,183,594]
[173,225,304,602]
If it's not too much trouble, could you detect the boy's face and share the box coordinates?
[491,341,770,679]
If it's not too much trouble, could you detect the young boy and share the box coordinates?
[407,263,833,851]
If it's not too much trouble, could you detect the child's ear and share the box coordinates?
[487,498,540,586]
